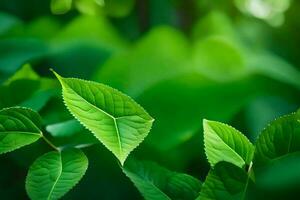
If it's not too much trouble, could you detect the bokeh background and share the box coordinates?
[0,0,300,199]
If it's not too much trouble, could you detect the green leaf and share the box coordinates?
[0,12,22,36]
[51,0,72,14]
[4,64,39,85]
[46,119,97,148]
[256,151,300,190]
[26,148,88,200]
[53,15,127,49]
[254,112,300,167]
[138,75,263,152]
[123,159,201,200]
[94,26,190,97]
[203,120,254,168]
[247,53,300,90]
[193,11,236,40]
[198,162,251,200]
[0,38,48,75]
[0,107,42,154]
[53,71,154,165]
[0,65,58,111]
[193,36,247,82]
[46,119,84,138]
[102,0,135,17]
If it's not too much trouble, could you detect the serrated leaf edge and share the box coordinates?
[51,70,154,165]
[25,150,89,200]
[203,119,254,168]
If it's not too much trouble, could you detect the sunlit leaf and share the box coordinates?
[53,71,154,165]
[204,120,254,168]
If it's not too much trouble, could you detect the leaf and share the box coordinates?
[123,159,201,200]
[139,75,264,152]
[47,119,84,138]
[53,15,127,49]
[94,26,191,97]
[26,148,88,200]
[256,151,300,190]
[46,119,97,148]
[0,12,22,36]
[0,65,58,111]
[0,107,42,154]
[198,162,251,200]
[254,112,300,167]
[244,96,297,141]
[20,89,58,111]
[0,38,48,76]
[51,0,73,14]
[252,152,300,199]
[247,53,300,90]
[25,17,61,40]
[49,15,127,79]
[4,64,39,85]
[102,0,135,17]
[192,11,236,40]
[53,70,154,165]
[193,36,247,82]
[203,119,254,168]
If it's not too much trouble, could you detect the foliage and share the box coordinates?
[1,0,300,199]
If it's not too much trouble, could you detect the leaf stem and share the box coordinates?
[42,135,60,151]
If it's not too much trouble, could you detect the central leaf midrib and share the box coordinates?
[65,83,123,155]
[209,127,246,166]
[47,153,63,200]
[0,113,41,134]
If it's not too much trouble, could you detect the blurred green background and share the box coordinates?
[0,0,300,199]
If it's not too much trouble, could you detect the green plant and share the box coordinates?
[1,70,300,199]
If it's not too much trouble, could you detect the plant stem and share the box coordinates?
[42,135,60,151]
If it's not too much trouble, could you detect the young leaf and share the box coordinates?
[123,159,202,200]
[0,107,42,154]
[254,112,300,167]
[26,148,88,200]
[53,71,154,165]
[203,119,254,168]
[197,162,252,200]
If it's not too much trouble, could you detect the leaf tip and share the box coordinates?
[50,68,64,83]
[203,119,213,128]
